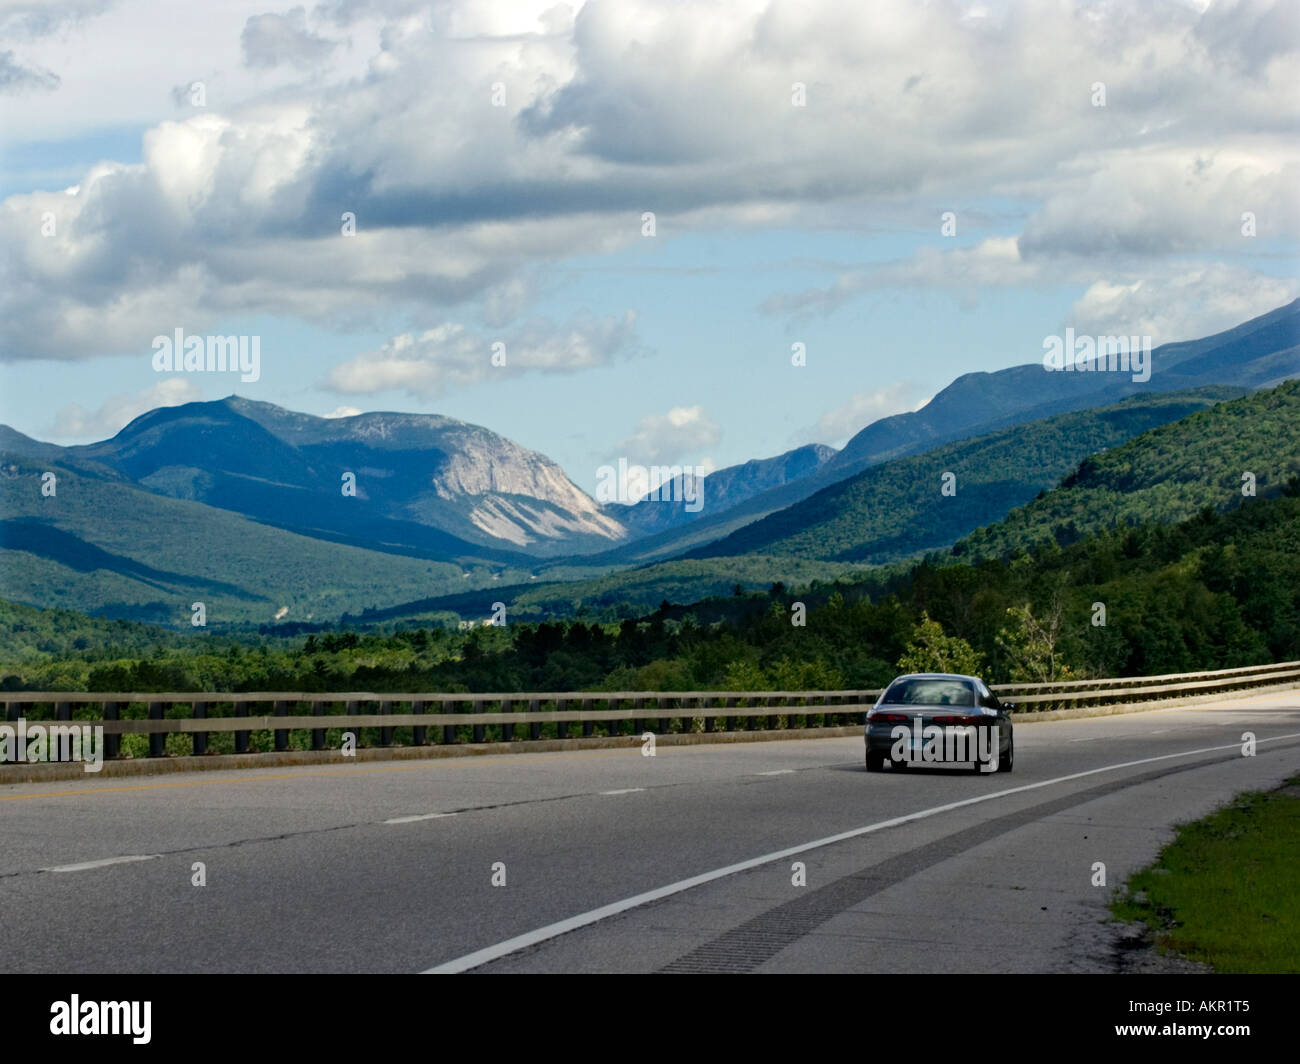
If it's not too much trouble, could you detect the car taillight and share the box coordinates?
[870,712,908,723]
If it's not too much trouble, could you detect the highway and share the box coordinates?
[1,689,1297,974]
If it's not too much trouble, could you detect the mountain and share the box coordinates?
[686,388,1241,564]
[611,443,835,536]
[0,425,68,462]
[392,386,1254,625]
[4,301,1295,616]
[956,379,1300,560]
[825,297,1300,478]
[0,447,542,625]
[58,396,627,557]
[598,299,1300,563]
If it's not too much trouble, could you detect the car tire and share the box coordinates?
[890,756,908,771]
[998,736,1014,773]
[866,750,884,772]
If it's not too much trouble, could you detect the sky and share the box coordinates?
[1,0,1297,495]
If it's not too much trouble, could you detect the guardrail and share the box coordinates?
[1,660,1297,763]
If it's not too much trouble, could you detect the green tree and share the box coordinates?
[896,612,983,675]
[995,599,1077,682]
[723,658,768,691]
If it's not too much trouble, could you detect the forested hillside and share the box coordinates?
[5,491,1295,694]
[689,389,1240,563]
[958,379,1300,559]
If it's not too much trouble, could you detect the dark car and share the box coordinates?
[865,673,1014,773]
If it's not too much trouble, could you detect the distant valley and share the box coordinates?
[2,299,1297,628]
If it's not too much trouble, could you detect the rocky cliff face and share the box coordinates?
[67,396,628,557]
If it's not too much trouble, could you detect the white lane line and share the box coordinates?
[599,788,645,796]
[43,854,161,874]
[424,731,1300,974]
[757,770,795,776]
[1069,737,1103,743]
[1149,730,1168,735]
[384,813,457,824]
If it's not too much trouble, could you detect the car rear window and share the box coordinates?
[882,678,975,707]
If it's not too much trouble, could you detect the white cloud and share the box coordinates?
[805,382,927,448]
[241,7,338,69]
[50,377,200,439]
[0,0,116,40]
[1019,148,1300,259]
[0,49,59,93]
[325,310,638,396]
[1068,266,1299,345]
[0,0,1297,361]
[616,405,721,465]
[763,237,1039,317]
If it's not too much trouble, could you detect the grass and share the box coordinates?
[1110,775,1300,973]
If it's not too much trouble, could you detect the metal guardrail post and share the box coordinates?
[412,700,426,746]
[441,700,456,745]
[274,700,290,752]
[472,700,485,744]
[312,700,326,750]
[502,698,513,742]
[529,699,541,741]
[380,700,394,747]
[103,701,120,759]
[344,700,359,751]
[148,701,165,757]
[557,699,569,739]
[234,701,250,753]
[193,701,207,755]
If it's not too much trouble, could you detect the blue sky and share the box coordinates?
[1,0,1297,495]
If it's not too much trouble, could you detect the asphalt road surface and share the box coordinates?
[1,689,1297,973]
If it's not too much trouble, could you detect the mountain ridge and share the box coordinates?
[575,298,1300,564]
